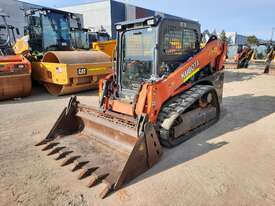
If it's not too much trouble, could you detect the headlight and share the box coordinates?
[116,24,122,30]
[147,19,156,26]
[17,64,25,69]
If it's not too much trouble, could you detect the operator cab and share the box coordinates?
[0,14,20,55]
[88,31,110,46]
[25,8,88,55]
[115,16,201,102]
[70,27,90,50]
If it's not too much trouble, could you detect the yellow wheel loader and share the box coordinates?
[23,8,112,96]
[87,30,116,57]
[92,40,116,57]
[36,16,227,198]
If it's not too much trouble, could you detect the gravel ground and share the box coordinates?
[0,69,275,206]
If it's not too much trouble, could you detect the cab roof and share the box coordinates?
[115,15,200,28]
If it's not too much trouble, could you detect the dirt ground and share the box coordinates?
[0,68,275,206]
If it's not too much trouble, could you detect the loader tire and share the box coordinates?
[157,85,220,148]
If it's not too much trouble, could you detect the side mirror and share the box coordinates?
[16,28,20,35]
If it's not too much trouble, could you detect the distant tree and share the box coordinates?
[219,30,228,42]
[247,35,258,45]
[227,36,233,45]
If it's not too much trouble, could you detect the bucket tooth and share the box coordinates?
[55,148,73,160]
[35,139,51,146]
[61,155,81,167]
[41,142,59,151]
[72,158,89,172]
[78,164,98,180]
[99,181,114,199]
[87,169,109,188]
[47,146,66,156]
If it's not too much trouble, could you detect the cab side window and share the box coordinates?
[162,24,198,56]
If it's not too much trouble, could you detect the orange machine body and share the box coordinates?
[100,39,227,123]
[0,55,31,73]
[0,54,32,100]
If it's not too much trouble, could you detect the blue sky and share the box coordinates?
[21,0,275,40]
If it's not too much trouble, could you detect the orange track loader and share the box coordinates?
[36,16,227,198]
[0,12,31,100]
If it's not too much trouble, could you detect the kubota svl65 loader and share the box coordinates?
[36,16,227,198]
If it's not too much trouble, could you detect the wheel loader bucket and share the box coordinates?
[36,97,162,198]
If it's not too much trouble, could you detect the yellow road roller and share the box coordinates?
[23,8,112,95]
[31,51,111,95]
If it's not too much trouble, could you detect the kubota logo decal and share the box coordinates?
[181,60,200,82]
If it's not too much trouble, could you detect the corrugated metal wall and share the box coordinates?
[110,0,125,38]
[125,4,136,20]
[135,7,154,19]
[61,0,179,39]
[62,1,111,35]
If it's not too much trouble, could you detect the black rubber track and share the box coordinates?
[156,85,220,148]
